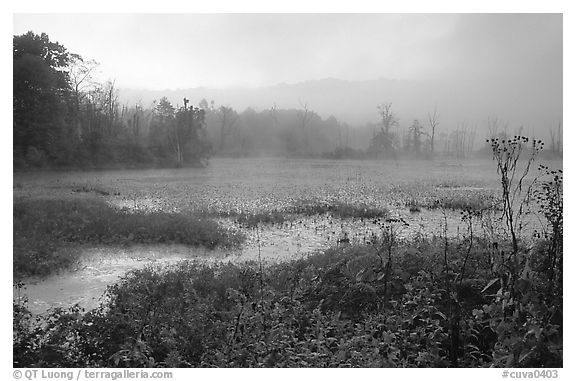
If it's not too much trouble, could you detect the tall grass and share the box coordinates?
[13,198,244,277]
[291,199,388,219]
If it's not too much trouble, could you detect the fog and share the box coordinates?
[13,13,562,164]
[13,12,565,368]
[14,14,561,135]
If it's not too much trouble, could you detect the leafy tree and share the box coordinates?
[14,32,212,169]
[409,119,425,154]
[148,97,175,161]
[150,98,210,167]
[198,98,215,112]
[13,32,73,165]
[155,97,175,122]
[172,101,210,166]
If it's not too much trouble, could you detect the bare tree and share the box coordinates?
[297,100,312,130]
[487,116,499,139]
[427,105,440,155]
[550,120,562,154]
[453,121,477,159]
[487,116,509,141]
[298,100,312,152]
[369,103,399,158]
[125,104,143,138]
[270,103,278,129]
[104,80,118,135]
[452,121,471,159]
[549,127,557,153]
[466,124,477,157]
[69,55,99,101]
[377,103,398,135]
[68,55,99,139]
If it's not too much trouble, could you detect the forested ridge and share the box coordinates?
[16,32,562,170]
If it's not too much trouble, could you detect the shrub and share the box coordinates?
[13,233,562,368]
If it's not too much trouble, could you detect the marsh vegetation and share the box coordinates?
[13,151,562,368]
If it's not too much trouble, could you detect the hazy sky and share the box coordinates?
[13,13,562,90]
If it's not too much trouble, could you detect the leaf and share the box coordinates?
[355,269,366,282]
[519,351,532,364]
[481,278,499,294]
[432,311,447,320]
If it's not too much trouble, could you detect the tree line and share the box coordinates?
[13,32,211,169]
[14,32,561,169]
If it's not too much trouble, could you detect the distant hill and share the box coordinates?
[118,77,561,137]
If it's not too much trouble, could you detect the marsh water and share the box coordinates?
[14,158,553,314]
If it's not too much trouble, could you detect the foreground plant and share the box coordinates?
[13,227,562,368]
[487,136,543,255]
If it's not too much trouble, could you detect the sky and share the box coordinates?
[10,13,563,136]
[13,13,562,91]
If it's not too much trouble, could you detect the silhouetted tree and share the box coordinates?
[369,103,398,158]
[68,54,99,141]
[427,106,439,155]
[409,119,425,154]
[149,97,210,167]
[13,32,73,165]
[549,121,562,155]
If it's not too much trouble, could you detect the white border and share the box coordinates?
[2,2,572,379]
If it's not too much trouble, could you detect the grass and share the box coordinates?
[13,234,562,368]
[403,194,498,212]
[13,198,245,278]
[204,199,389,228]
[423,194,497,211]
[72,185,121,196]
[291,199,389,219]
[234,210,287,228]
[405,198,422,213]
